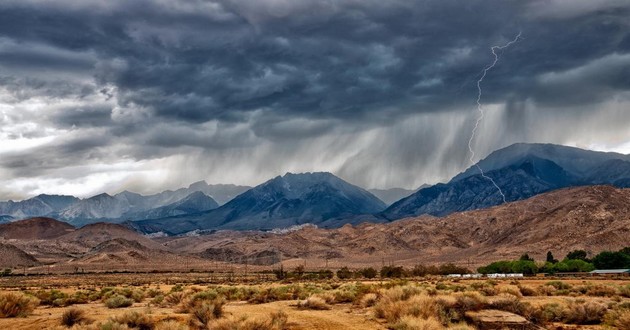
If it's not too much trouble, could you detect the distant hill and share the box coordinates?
[0,243,40,267]
[165,185,630,266]
[0,217,74,240]
[57,222,163,250]
[129,172,387,234]
[382,143,630,220]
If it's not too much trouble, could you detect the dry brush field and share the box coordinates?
[0,274,629,330]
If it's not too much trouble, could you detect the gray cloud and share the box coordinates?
[0,0,629,199]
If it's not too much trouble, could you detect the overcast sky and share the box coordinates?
[1,0,629,200]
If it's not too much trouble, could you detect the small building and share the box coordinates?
[589,269,630,277]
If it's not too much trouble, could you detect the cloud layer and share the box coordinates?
[1,0,629,199]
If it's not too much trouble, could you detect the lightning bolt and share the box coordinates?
[467,32,521,204]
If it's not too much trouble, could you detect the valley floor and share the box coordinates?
[0,275,629,329]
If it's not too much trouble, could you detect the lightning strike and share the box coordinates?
[468,32,522,204]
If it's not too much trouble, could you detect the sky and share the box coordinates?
[1,0,630,200]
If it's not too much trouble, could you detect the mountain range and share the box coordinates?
[381,143,630,219]
[0,182,250,226]
[2,143,630,235]
[128,172,388,234]
[2,185,628,271]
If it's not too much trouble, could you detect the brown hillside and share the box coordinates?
[164,185,630,268]
[0,217,74,239]
[0,243,40,267]
[57,222,165,250]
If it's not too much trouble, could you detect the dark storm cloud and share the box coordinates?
[1,0,629,198]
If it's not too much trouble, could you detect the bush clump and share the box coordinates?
[112,311,155,330]
[297,296,330,310]
[61,307,91,327]
[0,292,39,318]
[105,295,134,309]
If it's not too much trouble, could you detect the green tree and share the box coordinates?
[512,260,538,275]
[519,253,534,262]
[358,267,377,279]
[592,251,630,269]
[336,266,353,279]
[546,251,558,263]
[566,250,588,261]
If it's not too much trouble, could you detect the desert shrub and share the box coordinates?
[499,286,522,298]
[360,293,379,307]
[313,292,335,304]
[35,289,68,306]
[612,309,630,329]
[452,292,487,312]
[545,281,571,290]
[297,296,330,310]
[269,310,288,330]
[563,300,608,324]
[188,300,224,329]
[170,284,184,293]
[0,292,39,318]
[150,295,164,306]
[537,285,556,296]
[389,316,443,330]
[164,292,186,306]
[105,295,134,309]
[112,311,155,330]
[210,311,288,330]
[61,307,90,327]
[247,285,311,304]
[179,291,221,312]
[538,303,567,323]
[146,289,163,298]
[488,294,530,316]
[620,285,630,298]
[99,321,132,330]
[374,294,440,323]
[155,320,188,330]
[517,285,537,296]
[585,284,618,297]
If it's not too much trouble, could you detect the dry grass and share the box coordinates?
[389,316,444,330]
[111,311,155,330]
[188,299,225,329]
[0,292,39,318]
[209,310,288,330]
[104,295,134,309]
[60,307,91,327]
[615,309,630,329]
[155,320,189,330]
[297,296,331,310]
[360,293,379,307]
[563,300,608,325]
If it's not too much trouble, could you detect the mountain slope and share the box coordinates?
[383,143,630,220]
[0,217,74,239]
[0,194,79,220]
[126,191,219,220]
[0,243,40,267]
[165,185,630,267]
[57,193,131,225]
[130,172,387,234]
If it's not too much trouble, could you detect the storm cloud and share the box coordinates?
[1,0,629,199]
